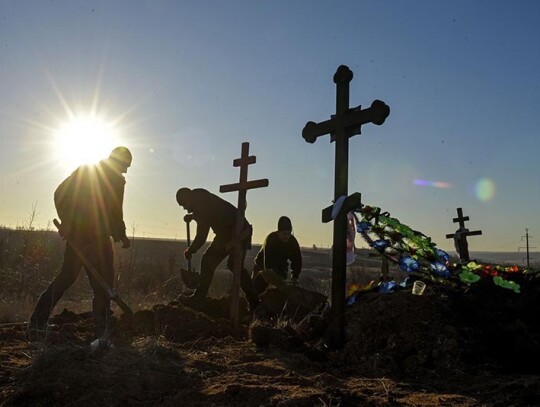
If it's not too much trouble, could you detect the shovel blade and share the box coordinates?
[180,268,199,289]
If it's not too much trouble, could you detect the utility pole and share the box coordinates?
[518,228,535,268]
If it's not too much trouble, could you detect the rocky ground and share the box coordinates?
[1,275,539,406]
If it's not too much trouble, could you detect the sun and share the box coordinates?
[54,114,122,169]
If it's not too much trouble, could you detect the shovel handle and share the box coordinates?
[184,215,192,272]
[53,219,133,316]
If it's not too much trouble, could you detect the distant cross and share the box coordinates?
[302,65,390,349]
[220,142,269,329]
[368,251,390,282]
[445,207,482,263]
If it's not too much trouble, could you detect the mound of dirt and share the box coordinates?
[115,300,247,343]
[2,277,540,406]
[259,287,327,320]
[341,278,540,377]
[9,337,196,406]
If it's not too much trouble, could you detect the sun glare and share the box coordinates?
[54,115,122,169]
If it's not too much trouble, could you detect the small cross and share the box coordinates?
[445,207,482,262]
[302,65,390,349]
[220,142,269,329]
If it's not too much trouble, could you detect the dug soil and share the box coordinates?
[1,278,539,406]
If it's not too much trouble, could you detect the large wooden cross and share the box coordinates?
[220,142,269,329]
[302,65,390,349]
[445,207,482,262]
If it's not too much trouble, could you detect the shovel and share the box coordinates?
[180,214,200,289]
[53,219,133,316]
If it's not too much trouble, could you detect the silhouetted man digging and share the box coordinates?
[176,187,260,313]
[252,216,303,294]
[29,147,132,337]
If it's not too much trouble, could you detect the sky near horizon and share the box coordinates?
[1,1,540,253]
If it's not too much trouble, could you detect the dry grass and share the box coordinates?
[0,227,456,324]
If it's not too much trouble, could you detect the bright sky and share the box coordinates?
[1,1,539,252]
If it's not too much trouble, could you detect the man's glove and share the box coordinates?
[53,219,70,239]
[121,236,131,249]
[56,223,66,238]
[184,249,192,261]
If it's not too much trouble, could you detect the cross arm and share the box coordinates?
[344,100,390,131]
[234,156,256,167]
[302,100,390,144]
[446,230,482,239]
[321,192,362,223]
[302,119,334,144]
[220,179,269,193]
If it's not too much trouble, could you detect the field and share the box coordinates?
[1,228,539,406]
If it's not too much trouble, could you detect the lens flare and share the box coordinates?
[413,179,451,189]
[474,178,496,201]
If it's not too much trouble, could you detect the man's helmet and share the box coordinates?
[176,188,192,206]
[109,146,132,166]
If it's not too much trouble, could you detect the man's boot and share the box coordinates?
[178,289,206,306]
[28,309,50,341]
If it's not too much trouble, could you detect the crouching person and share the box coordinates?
[252,216,302,294]
[175,187,260,313]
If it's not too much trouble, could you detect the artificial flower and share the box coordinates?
[493,276,521,293]
[504,266,520,273]
[398,255,420,273]
[436,249,450,262]
[370,239,390,251]
[430,262,451,278]
[459,270,481,284]
[356,221,372,233]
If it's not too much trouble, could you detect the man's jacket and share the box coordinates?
[188,188,248,254]
[54,160,127,240]
[254,231,302,279]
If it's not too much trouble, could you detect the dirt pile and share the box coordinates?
[341,278,540,377]
[249,276,540,382]
[2,277,540,406]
